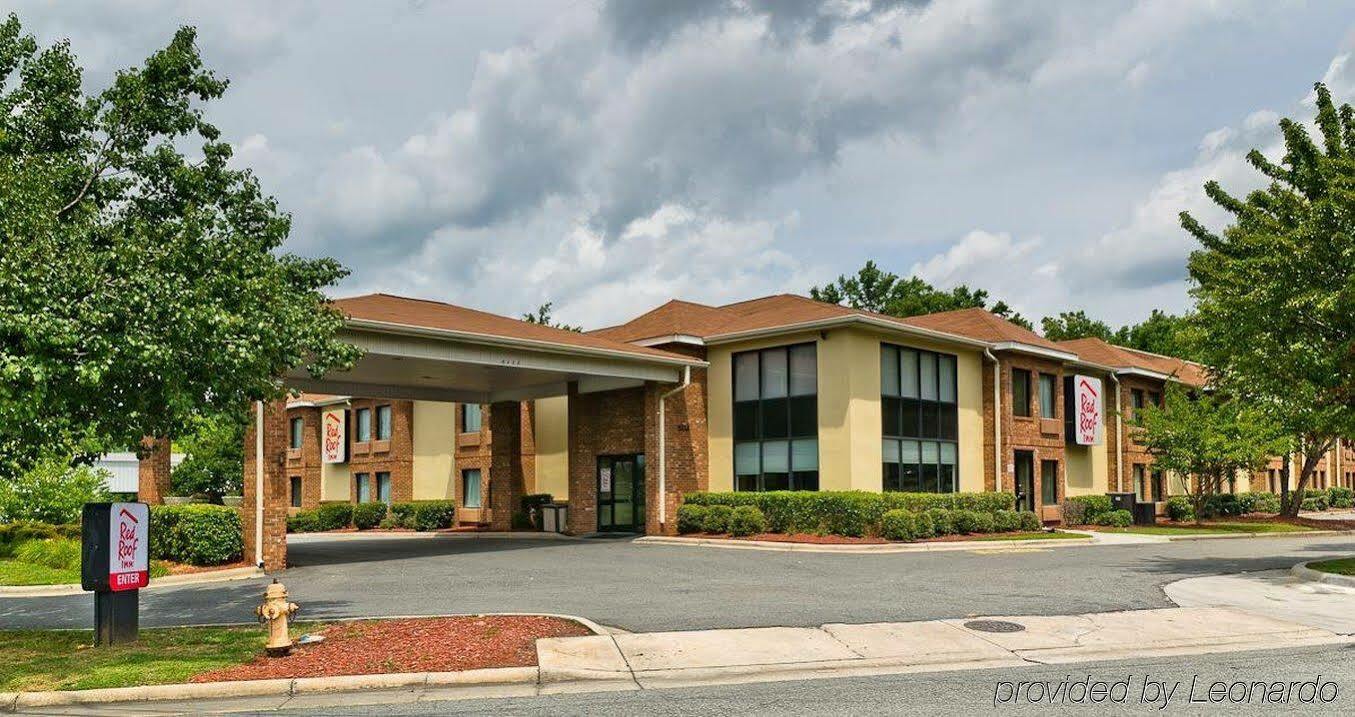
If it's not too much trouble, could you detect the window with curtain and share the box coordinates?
[289,417,304,449]
[461,403,482,433]
[355,473,371,502]
[1151,469,1165,501]
[462,468,482,508]
[375,405,392,441]
[1012,369,1032,417]
[732,343,818,491]
[1040,459,1058,505]
[376,472,391,503]
[881,344,959,493]
[1038,373,1057,418]
[355,408,372,442]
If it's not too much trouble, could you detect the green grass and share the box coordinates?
[969,531,1092,541]
[0,560,79,586]
[1095,522,1313,536]
[1308,557,1355,576]
[0,626,280,692]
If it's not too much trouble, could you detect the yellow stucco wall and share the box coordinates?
[707,326,984,493]
[534,396,570,500]
[411,401,456,500]
[321,461,349,501]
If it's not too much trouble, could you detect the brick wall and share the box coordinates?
[242,400,288,571]
[136,436,172,504]
[284,405,322,509]
[985,354,1068,514]
[566,384,647,535]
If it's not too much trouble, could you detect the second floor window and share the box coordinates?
[1039,373,1057,418]
[461,403,482,433]
[355,407,372,442]
[1012,369,1032,417]
[733,344,818,492]
[882,344,959,493]
[375,405,392,441]
[289,417,304,450]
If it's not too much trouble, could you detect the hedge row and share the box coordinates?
[149,504,242,566]
[287,500,457,533]
[676,499,1042,542]
[681,491,1016,538]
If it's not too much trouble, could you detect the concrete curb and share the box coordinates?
[1161,529,1355,542]
[1291,560,1355,588]
[0,566,265,598]
[633,534,1095,554]
[286,531,578,543]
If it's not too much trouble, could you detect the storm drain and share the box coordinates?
[963,619,1025,633]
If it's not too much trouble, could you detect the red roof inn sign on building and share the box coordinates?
[322,408,347,464]
[1072,375,1104,446]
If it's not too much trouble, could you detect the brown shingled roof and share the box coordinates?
[333,294,702,365]
[1056,337,1208,387]
[897,307,1069,353]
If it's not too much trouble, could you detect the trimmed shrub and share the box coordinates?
[677,504,708,534]
[880,509,918,541]
[1204,493,1241,518]
[1093,509,1132,528]
[992,510,1021,533]
[912,511,936,539]
[702,505,733,534]
[1301,495,1327,512]
[287,510,320,533]
[970,511,995,534]
[1328,486,1353,509]
[389,502,417,528]
[925,508,954,536]
[728,506,767,537]
[1246,491,1280,514]
[352,502,386,530]
[175,506,243,565]
[1017,511,1041,532]
[1063,495,1112,525]
[410,500,457,531]
[950,510,982,534]
[315,502,354,531]
[952,492,1016,513]
[681,490,1018,537]
[1166,496,1195,523]
[820,492,885,537]
[378,516,399,530]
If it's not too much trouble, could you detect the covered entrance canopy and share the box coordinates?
[244,294,707,571]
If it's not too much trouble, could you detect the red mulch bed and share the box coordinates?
[189,616,591,682]
[162,560,250,576]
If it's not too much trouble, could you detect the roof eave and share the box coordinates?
[990,341,1081,362]
[704,314,992,350]
[631,334,707,348]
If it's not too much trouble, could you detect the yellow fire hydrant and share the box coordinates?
[256,579,299,657]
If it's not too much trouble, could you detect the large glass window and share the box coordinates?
[375,405,392,441]
[461,403,482,433]
[1041,459,1059,506]
[881,344,959,493]
[355,408,372,443]
[733,344,818,491]
[1012,369,1032,417]
[462,469,482,508]
[289,417,304,450]
[1038,373,1057,418]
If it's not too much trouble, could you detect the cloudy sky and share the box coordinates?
[16,1,1355,329]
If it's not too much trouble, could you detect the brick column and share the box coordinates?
[242,399,288,571]
[136,436,173,504]
[488,401,524,531]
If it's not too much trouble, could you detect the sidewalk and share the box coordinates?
[1165,569,1355,635]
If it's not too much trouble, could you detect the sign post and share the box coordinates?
[81,502,150,645]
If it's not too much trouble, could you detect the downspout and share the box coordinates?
[658,366,692,530]
[983,349,1002,492]
[1110,374,1123,493]
[254,400,264,568]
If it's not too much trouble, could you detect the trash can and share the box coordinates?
[1132,501,1157,526]
[540,504,569,533]
[1106,492,1135,513]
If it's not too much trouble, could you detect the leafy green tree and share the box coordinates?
[0,454,111,524]
[810,260,1032,329]
[1040,311,1115,343]
[522,302,582,332]
[0,16,360,479]
[1113,310,1200,361]
[1130,385,1280,523]
[1182,82,1355,516]
[171,408,248,501]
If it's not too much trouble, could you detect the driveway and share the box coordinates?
[4,533,1354,633]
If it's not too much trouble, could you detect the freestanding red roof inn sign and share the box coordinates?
[81,501,150,644]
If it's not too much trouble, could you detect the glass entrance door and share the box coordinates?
[597,454,645,533]
[1014,451,1035,512]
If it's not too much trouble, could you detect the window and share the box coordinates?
[376,472,392,503]
[355,408,372,443]
[375,405,392,441]
[1038,373,1057,418]
[355,473,371,503]
[733,344,818,491]
[1148,391,1161,407]
[1133,464,1147,501]
[289,417,304,450]
[1041,460,1058,505]
[1151,469,1165,501]
[881,344,959,493]
[1131,389,1145,414]
[461,403,482,434]
[1012,369,1032,417]
[462,468,482,508]
[290,476,302,508]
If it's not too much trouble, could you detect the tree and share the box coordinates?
[1130,386,1279,523]
[1040,310,1115,343]
[1182,82,1355,516]
[522,302,581,332]
[0,16,361,479]
[0,453,111,524]
[171,408,248,501]
[1113,310,1200,361]
[809,260,1032,329]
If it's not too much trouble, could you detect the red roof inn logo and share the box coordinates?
[1074,375,1103,446]
[108,502,149,591]
[322,408,347,464]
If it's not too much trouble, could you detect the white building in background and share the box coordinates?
[94,452,184,493]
